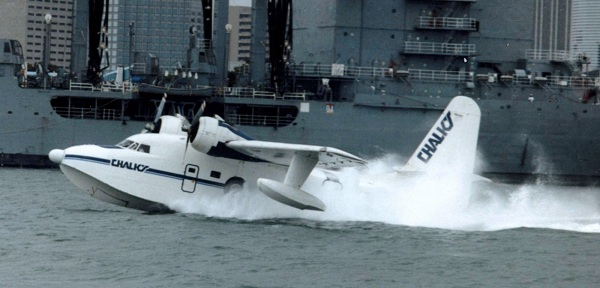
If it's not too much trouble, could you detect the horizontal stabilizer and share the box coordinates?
[257,178,326,211]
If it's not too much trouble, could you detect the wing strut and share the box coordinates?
[284,152,318,188]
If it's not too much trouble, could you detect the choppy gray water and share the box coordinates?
[1,167,599,287]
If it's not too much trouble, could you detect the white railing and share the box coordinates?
[291,63,394,78]
[494,74,598,88]
[69,81,135,93]
[525,49,572,61]
[69,82,95,91]
[418,16,477,30]
[408,69,470,82]
[404,41,476,56]
[53,106,120,120]
[218,87,307,101]
[283,93,306,101]
[226,114,295,127]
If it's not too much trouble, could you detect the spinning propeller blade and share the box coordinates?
[184,101,206,156]
[144,93,168,132]
[153,93,168,123]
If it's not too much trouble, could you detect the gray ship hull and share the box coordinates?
[1,77,599,184]
[3,0,600,185]
[0,76,144,167]
[234,97,600,184]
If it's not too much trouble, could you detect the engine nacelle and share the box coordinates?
[156,115,187,135]
[190,117,249,155]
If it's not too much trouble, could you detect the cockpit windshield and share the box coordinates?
[117,139,150,153]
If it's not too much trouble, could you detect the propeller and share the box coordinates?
[183,100,206,156]
[144,93,167,132]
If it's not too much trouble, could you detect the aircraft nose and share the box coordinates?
[49,149,65,164]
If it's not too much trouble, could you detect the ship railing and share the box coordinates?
[558,76,598,88]
[226,114,294,127]
[418,16,477,31]
[218,87,305,100]
[290,63,394,79]
[253,91,278,99]
[219,87,276,99]
[69,82,96,91]
[220,87,255,97]
[53,106,120,120]
[69,81,135,93]
[525,49,572,61]
[403,41,476,56]
[407,69,469,82]
[498,74,598,88]
[282,92,306,101]
[100,81,135,92]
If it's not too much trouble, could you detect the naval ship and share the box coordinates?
[2,0,600,184]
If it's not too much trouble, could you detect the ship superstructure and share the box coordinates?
[1,0,600,184]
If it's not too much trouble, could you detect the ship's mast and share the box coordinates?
[267,0,292,94]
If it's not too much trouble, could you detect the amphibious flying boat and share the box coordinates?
[49,95,481,213]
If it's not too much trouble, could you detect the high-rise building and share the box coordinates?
[0,0,75,69]
[533,0,571,53]
[0,2,28,54]
[103,0,205,71]
[571,0,600,70]
[228,5,252,70]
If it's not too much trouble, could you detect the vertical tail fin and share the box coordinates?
[398,96,481,174]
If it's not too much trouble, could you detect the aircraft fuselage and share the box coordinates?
[50,132,288,212]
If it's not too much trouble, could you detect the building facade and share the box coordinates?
[570,0,600,70]
[103,0,205,71]
[227,5,252,70]
[0,0,75,69]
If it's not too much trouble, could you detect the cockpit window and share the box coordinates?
[117,139,134,148]
[116,139,150,153]
[138,144,150,153]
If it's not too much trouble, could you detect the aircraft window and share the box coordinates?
[117,139,149,153]
[117,139,134,148]
[128,142,139,150]
[138,144,150,153]
[210,171,221,179]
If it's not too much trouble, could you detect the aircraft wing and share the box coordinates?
[226,140,367,168]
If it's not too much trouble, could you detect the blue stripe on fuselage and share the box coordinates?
[145,168,224,188]
[65,154,111,165]
[64,154,224,189]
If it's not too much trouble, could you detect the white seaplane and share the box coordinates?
[49,95,481,213]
